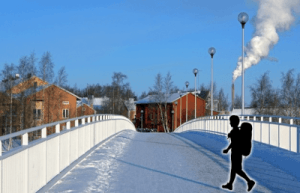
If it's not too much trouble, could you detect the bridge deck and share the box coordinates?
[46,130,300,193]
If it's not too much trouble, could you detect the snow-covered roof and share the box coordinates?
[12,84,81,100]
[136,92,205,104]
[11,84,51,99]
[231,108,255,116]
[77,97,109,110]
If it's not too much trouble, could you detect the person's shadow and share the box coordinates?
[222,115,255,192]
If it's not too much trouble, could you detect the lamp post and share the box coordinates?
[133,115,136,127]
[238,12,249,115]
[2,74,20,150]
[174,102,177,128]
[193,69,198,119]
[208,47,216,116]
[178,91,182,126]
[141,110,144,131]
[185,81,189,122]
[171,110,174,132]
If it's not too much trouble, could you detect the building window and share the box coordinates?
[82,107,86,111]
[33,109,42,119]
[63,109,69,118]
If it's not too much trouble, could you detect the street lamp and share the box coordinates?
[178,91,182,126]
[141,110,144,130]
[185,81,189,122]
[238,12,249,115]
[208,47,216,116]
[193,68,198,119]
[2,74,20,150]
[171,110,174,132]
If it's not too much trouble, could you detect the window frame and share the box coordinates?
[63,109,69,118]
[33,109,42,119]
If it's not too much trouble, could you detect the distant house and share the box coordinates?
[76,103,96,117]
[135,92,210,132]
[22,84,81,130]
[78,96,109,113]
[0,76,81,136]
[196,90,220,114]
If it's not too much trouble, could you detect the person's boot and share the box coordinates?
[222,183,232,190]
[247,180,255,192]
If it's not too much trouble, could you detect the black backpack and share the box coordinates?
[240,122,252,156]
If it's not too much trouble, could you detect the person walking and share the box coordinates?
[222,115,255,192]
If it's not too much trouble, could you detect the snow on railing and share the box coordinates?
[0,114,136,193]
[174,114,300,153]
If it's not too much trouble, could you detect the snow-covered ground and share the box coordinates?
[46,130,300,193]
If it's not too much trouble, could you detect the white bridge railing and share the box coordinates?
[174,114,300,153]
[0,114,136,193]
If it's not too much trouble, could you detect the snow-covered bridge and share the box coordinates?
[1,114,300,192]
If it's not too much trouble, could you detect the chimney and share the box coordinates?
[232,83,234,111]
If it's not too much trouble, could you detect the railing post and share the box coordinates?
[298,128,300,153]
[87,117,90,123]
[269,117,272,122]
[261,116,263,122]
[82,118,85,125]
[66,121,71,130]
[22,133,28,145]
[75,119,78,127]
[0,140,2,156]
[279,118,282,123]
[56,124,60,133]
[253,116,256,121]
[42,127,47,138]
[290,119,293,152]
[247,116,249,121]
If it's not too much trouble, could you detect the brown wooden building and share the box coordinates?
[135,92,218,132]
[0,76,81,136]
[77,103,96,117]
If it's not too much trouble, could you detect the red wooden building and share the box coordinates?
[135,92,213,132]
[0,76,81,136]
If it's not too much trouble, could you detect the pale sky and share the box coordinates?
[0,0,299,105]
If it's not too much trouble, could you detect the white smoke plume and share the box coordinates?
[232,0,300,82]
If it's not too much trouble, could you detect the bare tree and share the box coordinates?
[54,66,68,123]
[38,52,54,128]
[149,72,174,133]
[17,54,38,132]
[139,91,147,100]
[250,72,274,114]
[234,94,242,109]
[280,69,300,118]
[1,63,19,148]
[112,72,127,114]
[217,88,229,112]
[55,66,68,87]
[38,52,54,83]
